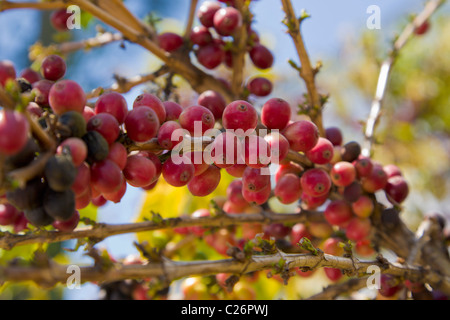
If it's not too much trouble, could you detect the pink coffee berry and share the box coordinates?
[222,100,258,133]
[94,92,128,124]
[282,120,319,153]
[305,137,334,165]
[133,93,166,124]
[261,98,291,130]
[48,79,86,115]
[179,105,215,136]
[124,106,160,142]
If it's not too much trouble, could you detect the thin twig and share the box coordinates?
[0,1,66,12]
[1,249,449,294]
[86,66,170,99]
[230,0,250,97]
[280,0,324,136]
[0,209,324,250]
[183,0,199,39]
[362,0,446,156]
[53,32,123,54]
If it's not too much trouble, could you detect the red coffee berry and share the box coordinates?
[225,163,247,178]
[185,151,209,176]
[87,113,120,145]
[324,268,343,282]
[91,195,107,207]
[346,217,371,241]
[0,109,30,155]
[323,237,345,256]
[242,183,271,205]
[210,131,243,168]
[158,32,184,52]
[179,105,215,136]
[261,98,291,130]
[242,167,271,192]
[197,1,221,28]
[290,223,312,246]
[352,195,374,218]
[330,161,356,187]
[75,189,91,210]
[354,239,375,257]
[133,93,166,124]
[41,54,66,81]
[213,7,242,36]
[20,68,41,84]
[157,120,183,150]
[385,176,409,204]
[197,90,226,119]
[162,156,195,187]
[282,120,319,153]
[190,209,211,236]
[124,106,160,142]
[144,152,163,181]
[196,43,225,69]
[414,20,430,35]
[27,102,43,117]
[300,168,331,197]
[163,101,183,121]
[82,106,95,123]
[223,50,233,69]
[249,44,274,69]
[53,210,80,232]
[264,132,289,164]
[71,162,91,196]
[0,203,20,226]
[264,223,291,239]
[342,181,363,203]
[50,9,72,31]
[190,26,213,46]
[94,92,128,124]
[308,221,333,239]
[274,173,302,204]
[32,79,54,107]
[361,164,388,193]
[90,159,124,194]
[306,137,334,165]
[57,137,87,167]
[300,192,328,209]
[324,200,353,227]
[247,77,273,97]
[243,135,271,168]
[187,165,221,197]
[275,162,303,183]
[106,142,128,170]
[49,79,86,115]
[383,164,402,178]
[226,180,248,209]
[222,100,258,133]
[0,60,16,87]
[325,127,343,146]
[123,154,157,188]
[379,274,403,297]
[354,156,374,178]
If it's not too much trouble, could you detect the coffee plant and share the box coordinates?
[0,0,449,302]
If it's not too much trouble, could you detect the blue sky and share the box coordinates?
[0,0,448,299]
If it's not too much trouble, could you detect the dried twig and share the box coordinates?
[362,0,446,156]
[281,0,324,136]
[0,209,324,250]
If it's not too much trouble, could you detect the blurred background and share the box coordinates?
[0,0,449,299]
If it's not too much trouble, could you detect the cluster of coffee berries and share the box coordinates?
[1,53,408,284]
[155,1,274,97]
